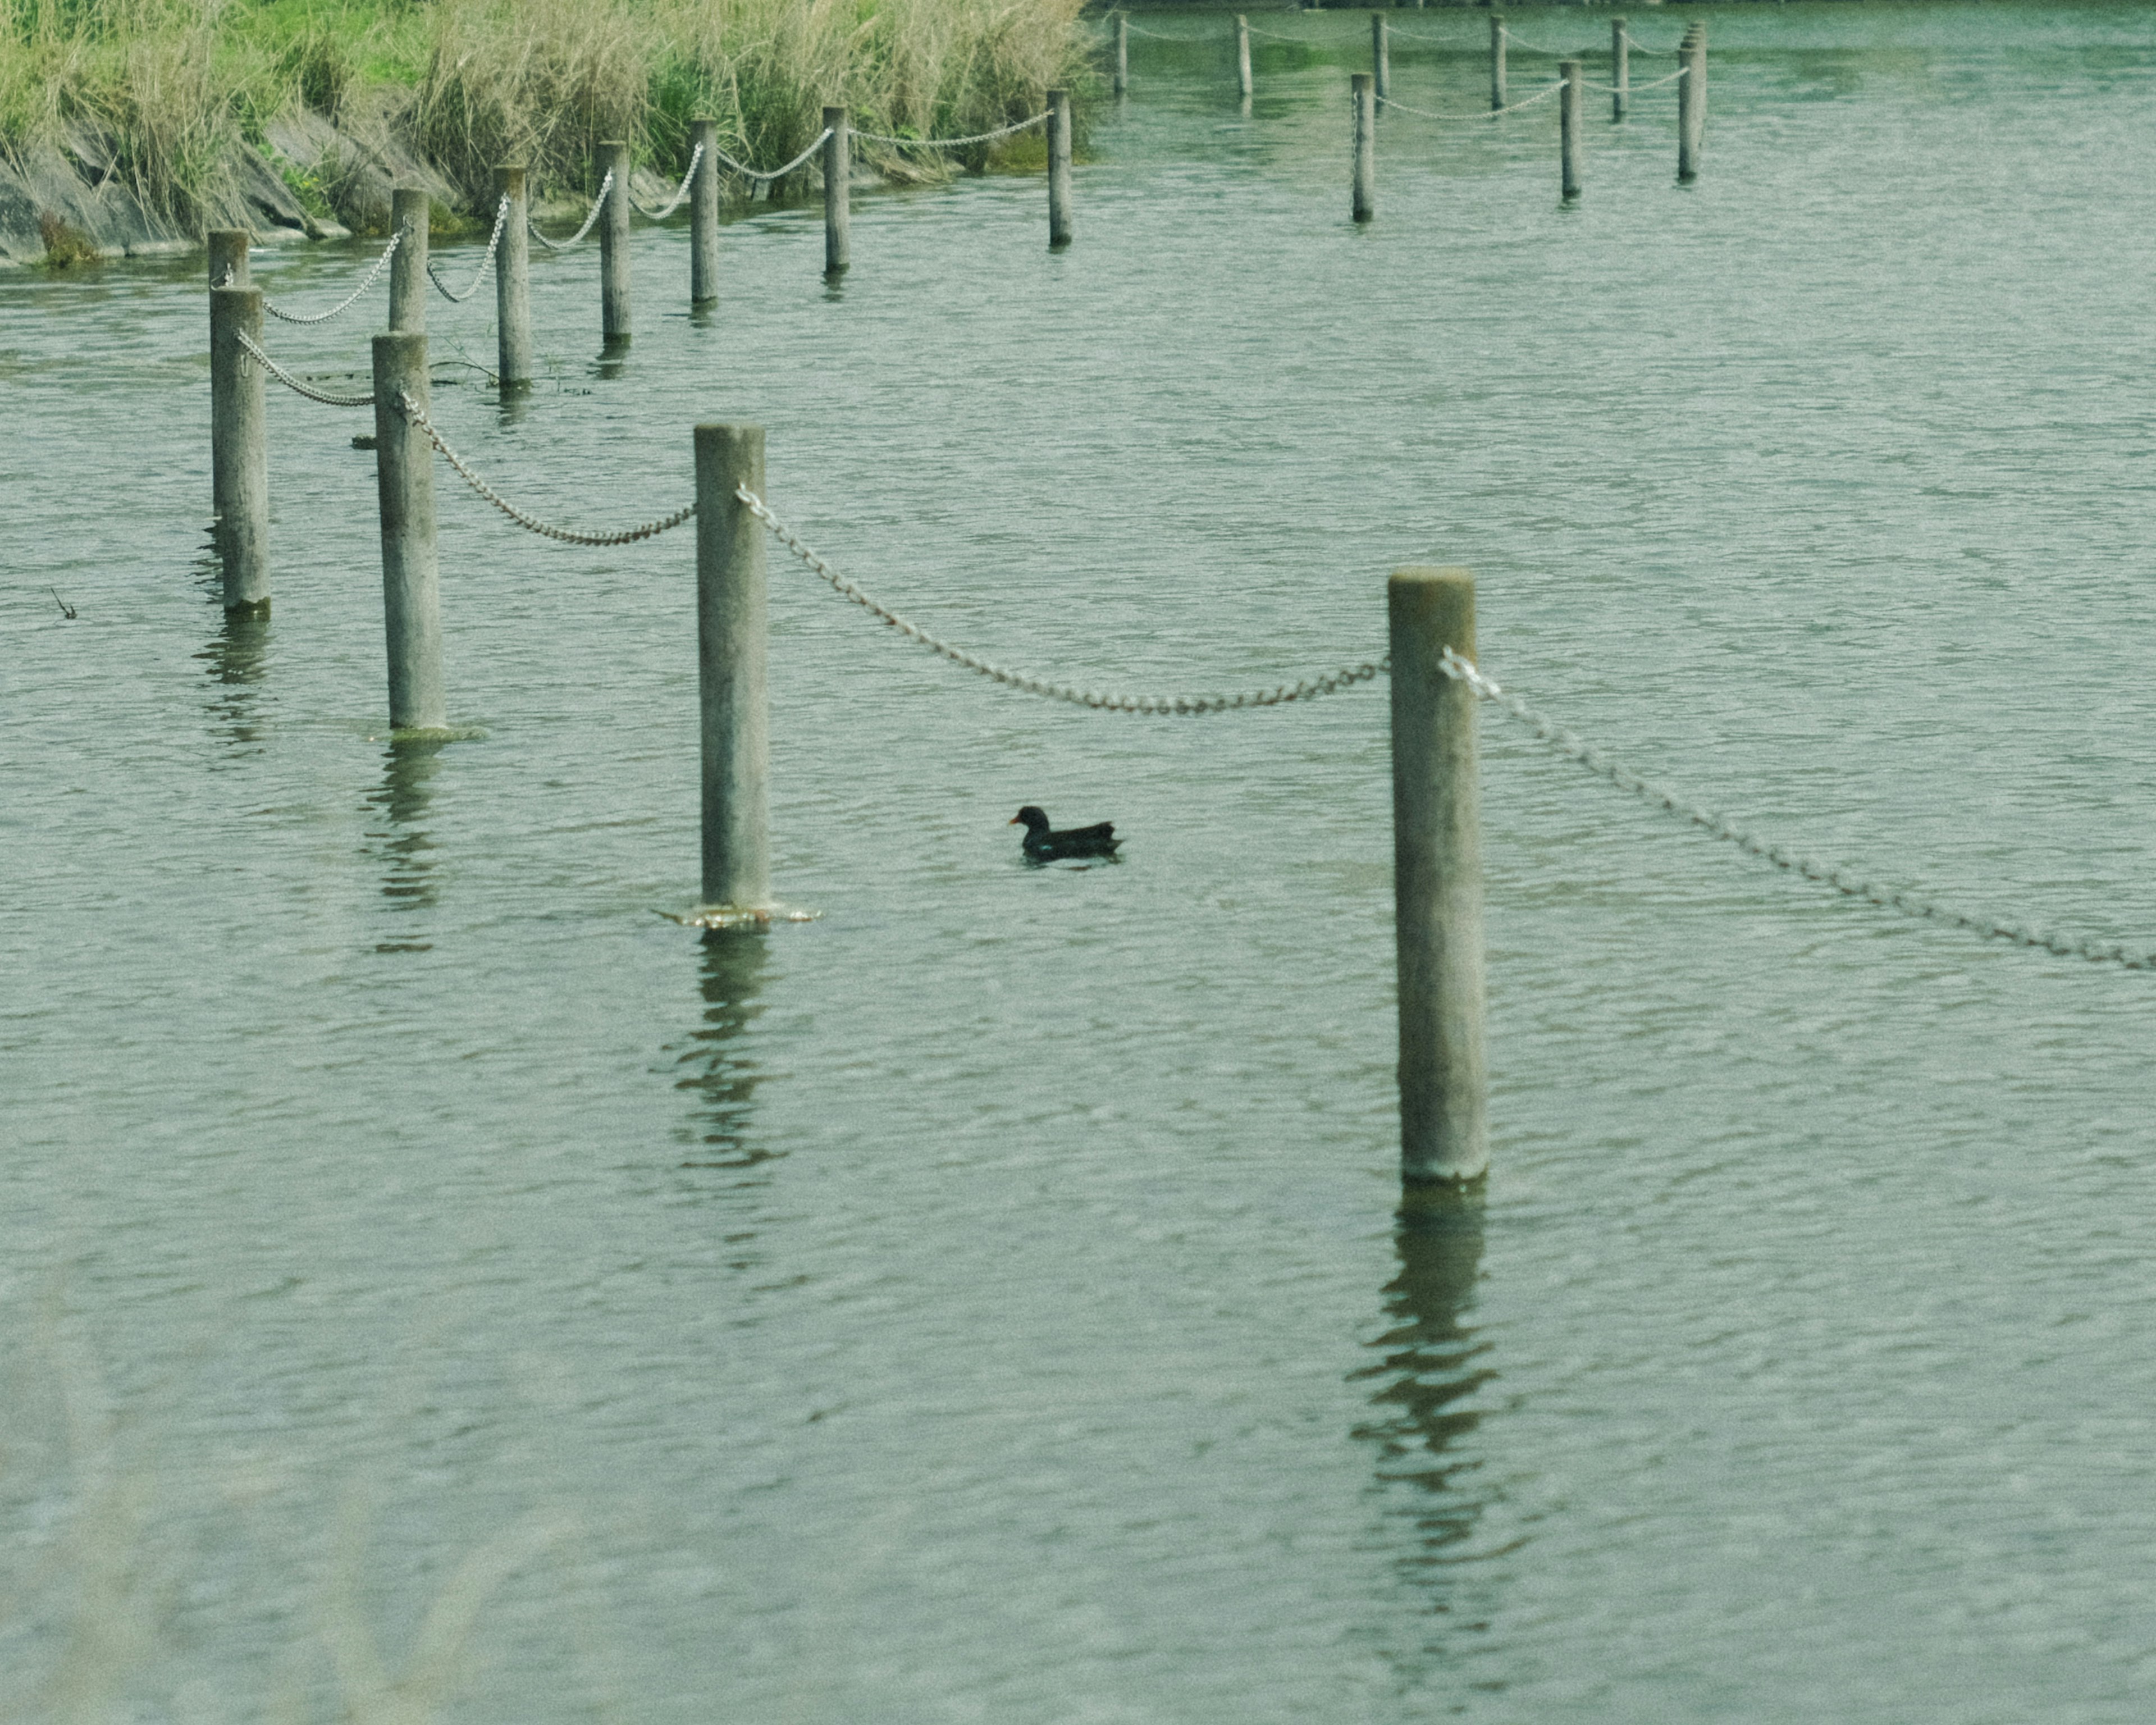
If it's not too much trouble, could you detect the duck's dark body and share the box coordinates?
[1011,805,1121,862]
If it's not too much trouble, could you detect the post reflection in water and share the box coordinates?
[363,738,446,940]
[195,606,272,753]
[674,931,774,1169]
[1351,1192,1505,1656]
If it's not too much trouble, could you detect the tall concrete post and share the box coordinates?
[695,425,770,910]
[1047,89,1074,248]
[208,285,270,610]
[823,107,850,275]
[1372,13,1390,106]
[495,164,532,391]
[1114,14,1129,97]
[1678,24,1706,181]
[389,187,427,334]
[1611,17,1629,121]
[691,117,721,304]
[208,229,250,288]
[1490,13,1508,111]
[600,139,632,341]
[369,331,446,731]
[1351,74,1376,223]
[1560,60,1583,200]
[1390,567,1488,1186]
[1237,17,1253,101]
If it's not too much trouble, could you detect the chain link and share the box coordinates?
[1589,67,1687,95]
[526,172,613,251]
[852,112,1049,149]
[234,330,376,407]
[737,486,1387,714]
[1623,33,1678,58]
[251,232,399,325]
[1378,82,1563,122]
[628,142,706,220]
[709,129,835,184]
[395,394,696,545]
[426,195,510,301]
[1438,649,2156,972]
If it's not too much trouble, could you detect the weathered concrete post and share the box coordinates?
[1678,24,1706,182]
[1237,16,1254,101]
[600,139,632,341]
[389,187,428,334]
[1490,13,1508,111]
[1560,60,1583,200]
[1390,567,1488,1186]
[1047,89,1074,248]
[823,107,850,275]
[1611,17,1629,121]
[1372,13,1391,106]
[208,229,250,288]
[208,285,270,610]
[691,117,721,304]
[1114,14,1129,97]
[369,331,446,731]
[495,164,532,391]
[695,425,770,911]
[1351,74,1376,223]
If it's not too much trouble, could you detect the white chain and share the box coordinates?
[1438,649,2156,972]
[1623,33,1677,57]
[1378,82,1563,122]
[1589,67,1687,94]
[738,487,1387,714]
[628,142,706,219]
[1499,25,1579,59]
[253,232,399,325]
[526,171,613,251]
[852,112,1049,149]
[395,394,695,545]
[234,330,376,406]
[709,129,835,183]
[426,195,510,302]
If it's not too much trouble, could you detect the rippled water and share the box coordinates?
[7,4,2156,1718]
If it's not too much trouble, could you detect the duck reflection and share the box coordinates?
[1351,1192,1502,1605]
[674,931,775,1168]
[195,607,272,753]
[363,737,446,930]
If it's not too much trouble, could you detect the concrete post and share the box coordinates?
[369,331,446,731]
[691,117,721,304]
[1372,13,1390,106]
[208,229,250,288]
[1048,89,1074,249]
[600,139,632,341]
[1389,567,1488,1186]
[208,285,270,610]
[1678,24,1706,182]
[1611,17,1629,121]
[1490,13,1508,111]
[1561,60,1583,200]
[389,186,427,334]
[695,425,770,911]
[1114,14,1129,98]
[1351,74,1376,223]
[1238,16,1254,101]
[495,164,532,391]
[823,107,850,275]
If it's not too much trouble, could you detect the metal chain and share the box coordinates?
[1121,22,1180,40]
[253,232,399,325]
[738,486,1387,715]
[526,172,613,251]
[427,195,510,302]
[1589,67,1687,94]
[1243,24,1303,43]
[234,330,376,407]
[628,142,705,219]
[1623,33,1678,57]
[1499,25,1582,58]
[852,112,1049,149]
[395,394,695,545]
[1438,649,2156,973]
[709,129,835,183]
[1378,82,1563,122]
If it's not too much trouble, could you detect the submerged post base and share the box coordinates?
[665,904,820,930]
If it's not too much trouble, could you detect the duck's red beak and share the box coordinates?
[1007,817,1021,825]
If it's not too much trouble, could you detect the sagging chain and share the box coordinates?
[394,394,696,545]
[234,330,376,407]
[1378,82,1563,122]
[427,195,510,301]
[1437,649,2156,972]
[737,487,1388,715]
[1589,67,1687,94]
[253,232,399,325]
[709,130,835,184]
[527,172,613,251]
[852,112,1049,149]
[629,142,706,220]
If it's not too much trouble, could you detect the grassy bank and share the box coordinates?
[0,0,1088,232]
